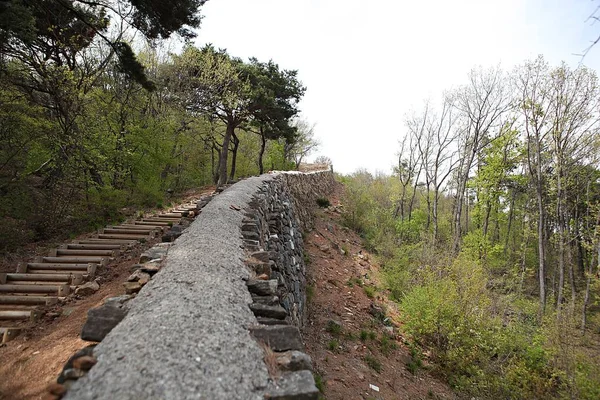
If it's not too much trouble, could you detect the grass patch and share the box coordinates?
[379,333,397,355]
[306,285,315,303]
[346,277,363,287]
[327,339,340,352]
[326,320,342,336]
[363,285,376,298]
[364,355,382,373]
[314,373,325,393]
[406,343,423,375]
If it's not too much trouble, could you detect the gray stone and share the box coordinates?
[250,251,270,263]
[249,303,287,319]
[256,318,289,326]
[275,351,313,372]
[62,368,86,380]
[139,262,161,275]
[139,247,167,263]
[249,325,303,351]
[264,371,319,400]
[127,270,150,283]
[123,281,142,294]
[247,279,277,296]
[81,298,130,342]
[75,281,99,296]
[251,295,280,306]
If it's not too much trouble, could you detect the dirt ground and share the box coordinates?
[0,188,212,400]
[301,182,456,400]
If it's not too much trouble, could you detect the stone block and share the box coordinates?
[264,371,319,400]
[81,297,130,342]
[249,325,303,351]
[247,279,277,296]
[256,317,289,326]
[249,303,287,319]
[251,295,279,306]
[276,351,313,372]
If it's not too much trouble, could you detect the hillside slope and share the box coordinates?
[302,182,455,400]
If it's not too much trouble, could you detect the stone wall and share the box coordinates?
[63,170,334,400]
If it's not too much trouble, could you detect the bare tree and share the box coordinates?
[397,105,426,222]
[417,97,459,242]
[451,66,513,253]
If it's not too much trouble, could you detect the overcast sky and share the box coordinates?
[193,0,600,174]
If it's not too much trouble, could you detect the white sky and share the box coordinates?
[193,0,600,174]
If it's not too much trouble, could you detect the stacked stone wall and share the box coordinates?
[63,169,334,400]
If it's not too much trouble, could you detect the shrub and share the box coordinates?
[316,197,331,208]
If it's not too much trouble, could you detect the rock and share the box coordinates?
[250,251,270,263]
[249,325,303,351]
[247,279,278,296]
[246,258,271,275]
[72,355,97,371]
[81,298,130,342]
[138,262,161,275]
[257,274,269,280]
[319,245,330,253]
[276,351,313,372]
[249,303,287,319]
[62,368,86,379]
[123,281,142,294]
[264,371,319,400]
[162,231,182,242]
[75,281,99,296]
[251,295,280,306]
[256,317,290,326]
[139,247,168,263]
[128,270,151,283]
[47,383,66,396]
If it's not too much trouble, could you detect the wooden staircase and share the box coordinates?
[0,199,205,344]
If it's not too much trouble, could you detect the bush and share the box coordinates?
[316,197,331,208]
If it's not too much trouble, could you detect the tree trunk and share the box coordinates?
[258,128,266,175]
[582,244,599,332]
[229,133,239,182]
[218,122,234,186]
[504,189,516,255]
[556,162,565,312]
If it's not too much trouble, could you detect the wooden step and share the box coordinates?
[112,225,162,231]
[0,310,34,320]
[0,296,58,306]
[40,256,109,266]
[5,273,83,285]
[23,263,96,276]
[102,228,153,236]
[74,239,137,246]
[138,220,171,226]
[1,327,22,343]
[51,249,117,257]
[0,284,70,296]
[97,233,149,241]
[65,243,123,250]
[158,213,183,218]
